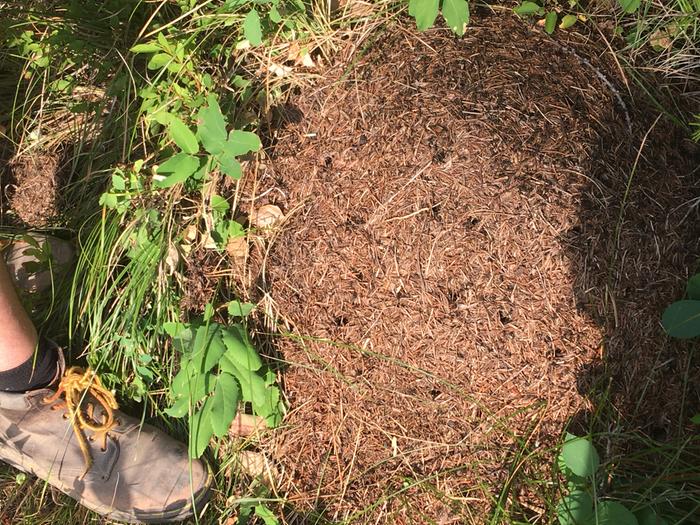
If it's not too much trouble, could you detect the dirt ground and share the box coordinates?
[242,12,700,523]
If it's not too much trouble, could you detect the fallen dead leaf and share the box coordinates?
[250,204,284,228]
[229,413,268,437]
[226,235,248,260]
[268,63,292,78]
[236,451,279,485]
[650,29,673,50]
[164,244,180,275]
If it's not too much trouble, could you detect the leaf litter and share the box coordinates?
[238,12,700,523]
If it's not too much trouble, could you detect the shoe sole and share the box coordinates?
[0,442,214,523]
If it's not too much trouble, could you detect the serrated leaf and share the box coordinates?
[147,53,171,70]
[243,9,263,47]
[210,373,240,438]
[442,0,469,35]
[562,434,599,478]
[155,153,200,188]
[222,325,263,371]
[130,42,161,54]
[560,14,578,29]
[618,0,640,14]
[168,117,199,154]
[662,300,700,338]
[514,1,542,16]
[189,397,215,458]
[197,96,228,155]
[687,274,700,300]
[596,501,638,525]
[409,0,440,31]
[557,490,594,525]
[545,11,558,34]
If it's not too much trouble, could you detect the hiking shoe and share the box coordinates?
[2,233,74,293]
[0,344,212,523]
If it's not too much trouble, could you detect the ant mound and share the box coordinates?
[254,13,699,522]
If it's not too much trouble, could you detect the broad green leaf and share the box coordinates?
[130,42,161,54]
[514,1,542,16]
[561,434,599,478]
[147,53,171,70]
[222,325,263,371]
[560,14,578,29]
[662,300,700,338]
[687,274,700,300]
[190,324,227,374]
[196,96,228,155]
[99,193,118,209]
[618,0,641,13]
[228,301,256,317]
[442,0,469,35]
[255,505,280,525]
[226,130,262,156]
[635,507,669,525]
[168,117,199,154]
[544,11,558,34]
[692,413,700,424]
[269,5,282,23]
[112,174,126,191]
[596,501,638,525]
[189,397,215,458]
[164,393,190,418]
[154,153,200,188]
[557,490,594,525]
[215,154,242,179]
[243,9,263,46]
[210,373,240,438]
[211,194,230,214]
[409,0,439,31]
[171,361,213,400]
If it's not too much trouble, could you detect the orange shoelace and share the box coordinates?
[43,367,119,478]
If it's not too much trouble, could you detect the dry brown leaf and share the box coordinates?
[235,451,279,485]
[650,29,673,50]
[250,204,284,228]
[268,63,292,78]
[226,236,248,260]
[164,244,180,275]
[229,413,268,437]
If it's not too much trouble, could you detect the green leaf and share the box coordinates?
[147,53,171,70]
[226,130,262,156]
[164,393,190,418]
[215,154,242,179]
[99,193,118,209]
[222,325,263,371]
[211,194,230,214]
[269,5,282,23]
[635,507,669,525]
[210,373,240,438]
[687,274,700,300]
[112,173,126,191]
[155,153,200,188]
[409,0,440,31]
[130,42,161,54]
[557,490,594,525]
[596,501,638,525]
[662,300,700,338]
[171,362,213,400]
[442,0,469,35]
[189,397,215,458]
[168,117,199,154]
[190,324,227,374]
[197,96,228,155]
[228,301,256,317]
[692,413,700,424]
[561,434,599,478]
[544,11,558,34]
[618,0,641,13]
[514,1,542,16]
[243,9,263,46]
[560,14,578,29]
[254,505,280,525]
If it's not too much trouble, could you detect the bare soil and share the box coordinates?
[243,12,700,523]
[7,152,62,227]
